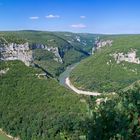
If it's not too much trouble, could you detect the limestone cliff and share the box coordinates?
[112,50,140,64]
[92,37,113,54]
[31,44,63,63]
[0,41,63,66]
[48,47,63,63]
[0,42,32,66]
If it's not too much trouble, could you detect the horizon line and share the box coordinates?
[0,29,140,35]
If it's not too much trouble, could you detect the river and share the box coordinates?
[59,62,79,88]
[59,62,101,96]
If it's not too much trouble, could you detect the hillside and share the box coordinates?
[87,83,140,139]
[0,61,88,140]
[0,31,97,77]
[53,32,97,53]
[70,35,140,92]
[1,33,140,140]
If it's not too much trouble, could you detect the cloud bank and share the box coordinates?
[80,16,86,19]
[71,24,87,28]
[46,14,60,19]
[29,16,39,20]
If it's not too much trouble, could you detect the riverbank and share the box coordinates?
[59,62,101,96]
[59,62,79,87]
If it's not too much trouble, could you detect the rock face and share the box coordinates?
[31,44,63,63]
[96,40,113,49]
[0,42,32,66]
[48,47,63,63]
[112,50,140,64]
[76,36,81,42]
[0,40,63,66]
[92,38,113,54]
[0,68,9,75]
[32,44,47,49]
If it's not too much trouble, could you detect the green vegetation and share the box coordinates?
[0,131,12,140]
[87,83,140,139]
[0,32,27,44]
[0,31,97,77]
[0,61,88,140]
[1,32,140,140]
[33,49,64,77]
[54,32,97,53]
[70,35,140,92]
[1,61,140,140]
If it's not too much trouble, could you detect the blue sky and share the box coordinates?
[0,0,140,34]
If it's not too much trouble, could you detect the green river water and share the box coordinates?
[58,62,79,88]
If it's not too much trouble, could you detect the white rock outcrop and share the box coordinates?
[0,43,32,66]
[46,46,63,63]
[0,41,63,65]
[95,39,113,49]
[92,38,113,54]
[112,50,140,64]
[76,36,81,42]
[0,68,9,75]
[32,44,63,63]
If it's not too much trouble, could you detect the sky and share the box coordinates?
[0,0,140,34]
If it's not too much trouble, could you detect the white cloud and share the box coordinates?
[46,14,60,19]
[71,24,87,28]
[29,16,39,20]
[80,16,86,19]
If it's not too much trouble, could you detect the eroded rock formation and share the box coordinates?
[0,40,63,66]
[112,50,140,64]
[92,37,113,54]
[0,42,32,66]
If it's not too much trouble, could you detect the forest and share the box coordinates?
[0,61,140,139]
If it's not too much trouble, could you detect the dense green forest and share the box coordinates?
[1,32,140,139]
[87,83,140,139]
[0,61,88,140]
[0,61,140,140]
[70,35,140,92]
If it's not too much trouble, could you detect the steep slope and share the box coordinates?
[0,61,87,140]
[1,61,140,140]
[70,35,140,92]
[53,32,97,54]
[1,33,140,140]
[87,83,140,139]
[0,31,96,77]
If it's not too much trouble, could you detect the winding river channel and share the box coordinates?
[59,62,101,96]
[59,63,79,88]
[0,62,101,140]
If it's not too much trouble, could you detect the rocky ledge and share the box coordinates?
[0,40,63,66]
[92,38,113,54]
[112,50,140,64]
[0,42,32,66]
